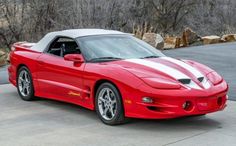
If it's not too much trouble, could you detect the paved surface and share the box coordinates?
[0,84,236,146]
[164,42,236,101]
[0,65,8,84]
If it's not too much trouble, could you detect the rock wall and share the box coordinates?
[141,28,236,50]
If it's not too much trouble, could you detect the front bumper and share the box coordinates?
[124,81,228,119]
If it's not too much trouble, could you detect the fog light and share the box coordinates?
[182,101,193,111]
[142,97,153,103]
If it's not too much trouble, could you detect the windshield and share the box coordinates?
[77,35,165,62]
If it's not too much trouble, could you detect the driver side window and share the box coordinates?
[47,37,81,57]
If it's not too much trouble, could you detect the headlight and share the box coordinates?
[142,77,181,89]
[206,71,223,85]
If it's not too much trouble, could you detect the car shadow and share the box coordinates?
[119,116,222,132]
[8,90,223,132]
[34,97,222,131]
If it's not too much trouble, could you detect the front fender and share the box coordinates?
[83,63,144,110]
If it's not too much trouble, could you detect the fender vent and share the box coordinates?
[178,79,191,84]
[198,77,204,82]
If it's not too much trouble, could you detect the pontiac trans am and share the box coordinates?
[8,29,228,125]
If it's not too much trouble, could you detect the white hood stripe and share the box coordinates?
[162,57,204,78]
[162,57,212,89]
[201,77,211,89]
[125,58,207,90]
[126,59,189,80]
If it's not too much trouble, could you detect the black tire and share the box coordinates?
[95,82,126,125]
[17,66,35,101]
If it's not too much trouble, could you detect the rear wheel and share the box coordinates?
[95,82,126,125]
[17,66,35,101]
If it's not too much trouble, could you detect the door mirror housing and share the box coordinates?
[64,54,84,63]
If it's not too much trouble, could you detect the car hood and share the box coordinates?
[106,57,213,90]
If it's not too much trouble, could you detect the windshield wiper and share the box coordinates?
[140,55,159,59]
[89,57,123,62]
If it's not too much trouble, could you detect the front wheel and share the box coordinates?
[95,83,126,125]
[17,66,35,101]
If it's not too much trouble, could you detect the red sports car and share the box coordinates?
[8,29,228,125]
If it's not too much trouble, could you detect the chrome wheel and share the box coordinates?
[18,70,31,97]
[98,88,117,120]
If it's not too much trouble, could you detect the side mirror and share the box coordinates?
[64,54,84,63]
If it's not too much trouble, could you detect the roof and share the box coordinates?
[31,29,127,52]
[56,29,125,38]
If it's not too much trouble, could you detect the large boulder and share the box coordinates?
[0,50,7,67]
[182,28,201,47]
[175,37,182,48]
[164,37,175,49]
[221,34,236,42]
[202,35,221,45]
[164,36,180,49]
[142,33,164,49]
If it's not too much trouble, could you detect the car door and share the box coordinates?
[36,37,86,102]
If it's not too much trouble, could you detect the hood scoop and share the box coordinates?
[197,77,204,82]
[179,77,204,85]
[178,79,191,84]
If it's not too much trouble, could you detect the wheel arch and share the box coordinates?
[93,79,123,107]
[17,64,29,73]
[16,63,36,101]
[16,64,29,83]
[94,79,121,97]
[16,63,35,92]
[93,79,127,124]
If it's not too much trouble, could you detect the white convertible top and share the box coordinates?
[31,29,126,52]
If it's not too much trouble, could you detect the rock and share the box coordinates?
[164,36,186,49]
[0,50,7,67]
[182,28,201,47]
[202,35,221,45]
[164,36,176,49]
[142,33,164,49]
[221,34,236,42]
[175,37,182,48]
[155,34,165,49]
